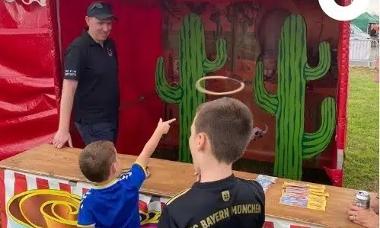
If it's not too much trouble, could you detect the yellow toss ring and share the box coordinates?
[195,76,245,96]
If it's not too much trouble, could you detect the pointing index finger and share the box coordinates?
[165,118,176,124]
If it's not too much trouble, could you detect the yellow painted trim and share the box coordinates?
[40,200,79,225]
[7,189,81,227]
[166,188,191,205]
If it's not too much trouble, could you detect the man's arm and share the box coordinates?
[52,79,78,148]
[53,43,82,149]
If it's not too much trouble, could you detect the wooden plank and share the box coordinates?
[0,144,197,197]
[0,144,360,227]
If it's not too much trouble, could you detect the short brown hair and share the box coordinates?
[79,141,116,182]
[194,97,253,164]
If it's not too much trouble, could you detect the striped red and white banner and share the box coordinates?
[0,169,319,228]
[0,169,92,227]
[264,217,320,228]
[0,169,168,228]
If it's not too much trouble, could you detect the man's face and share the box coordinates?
[86,17,113,42]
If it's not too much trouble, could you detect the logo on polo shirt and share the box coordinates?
[221,190,230,202]
[107,48,113,57]
[64,69,77,77]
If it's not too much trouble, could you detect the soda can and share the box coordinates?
[355,191,370,209]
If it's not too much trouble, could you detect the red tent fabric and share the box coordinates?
[0,0,60,159]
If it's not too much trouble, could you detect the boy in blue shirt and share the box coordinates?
[77,118,175,228]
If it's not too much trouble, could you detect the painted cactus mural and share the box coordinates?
[253,15,336,180]
[156,13,227,162]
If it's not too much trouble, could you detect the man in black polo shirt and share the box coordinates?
[53,1,119,148]
[158,98,265,228]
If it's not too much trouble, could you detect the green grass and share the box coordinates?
[343,67,379,192]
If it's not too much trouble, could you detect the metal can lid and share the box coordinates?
[356,191,370,200]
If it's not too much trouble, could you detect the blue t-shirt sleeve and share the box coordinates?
[77,200,95,226]
[120,163,146,190]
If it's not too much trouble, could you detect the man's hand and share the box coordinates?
[370,193,379,214]
[347,205,379,228]
[52,130,73,148]
[54,79,77,149]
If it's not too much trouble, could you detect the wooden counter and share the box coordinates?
[0,144,360,228]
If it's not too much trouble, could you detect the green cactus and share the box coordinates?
[253,15,336,180]
[156,14,227,162]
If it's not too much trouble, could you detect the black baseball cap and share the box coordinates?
[87,1,116,20]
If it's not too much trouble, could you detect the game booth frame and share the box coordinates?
[0,0,356,227]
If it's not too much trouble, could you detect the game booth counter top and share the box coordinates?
[0,144,365,228]
[1,0,351,186]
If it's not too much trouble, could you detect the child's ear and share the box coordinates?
[197,133,207,151]
[110,162,117,175]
